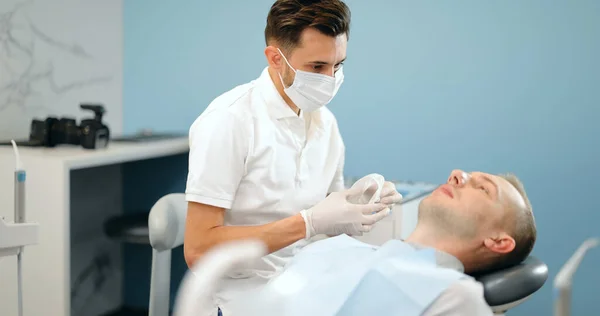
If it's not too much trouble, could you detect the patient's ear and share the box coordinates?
[483,233,515,254]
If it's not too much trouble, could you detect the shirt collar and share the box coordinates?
[256,66,300,120]
[256,67,326,133]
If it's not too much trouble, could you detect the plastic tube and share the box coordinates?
[172,240,267,316]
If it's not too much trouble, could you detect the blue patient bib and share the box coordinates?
[228,235,467,316]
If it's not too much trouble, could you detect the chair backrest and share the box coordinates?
[148,193,188,251]
[147,193,187,316]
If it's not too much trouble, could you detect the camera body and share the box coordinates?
[29,104,110,149]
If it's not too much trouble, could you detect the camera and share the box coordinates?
[27,104,110,149]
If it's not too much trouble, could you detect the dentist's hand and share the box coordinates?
[300,186,390,239]
[378,181,403,206]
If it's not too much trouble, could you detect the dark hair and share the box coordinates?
[264,0,351,52]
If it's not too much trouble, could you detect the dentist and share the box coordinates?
[183,1,402,314]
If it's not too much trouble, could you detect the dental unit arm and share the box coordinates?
[172,240,267,316]
[553,237,599,316]
[0,140,40,316]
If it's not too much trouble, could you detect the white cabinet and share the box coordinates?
[0,138,189,316]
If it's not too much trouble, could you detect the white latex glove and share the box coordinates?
[300,185,390,239]
[379,181,403,206]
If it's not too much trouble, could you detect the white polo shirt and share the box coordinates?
[185,66,346,314]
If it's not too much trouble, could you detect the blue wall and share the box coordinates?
[123,1,600,315]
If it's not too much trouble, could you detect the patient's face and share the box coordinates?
[419,169,526,240]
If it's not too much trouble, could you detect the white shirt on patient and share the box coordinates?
[424,279,493,315]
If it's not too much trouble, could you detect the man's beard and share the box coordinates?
[417,202,478,239]
[282,65,295,88]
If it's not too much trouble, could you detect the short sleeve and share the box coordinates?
[423,279,494,316]
[185,110,250,209]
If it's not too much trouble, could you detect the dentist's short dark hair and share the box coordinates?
[264,0,351,52]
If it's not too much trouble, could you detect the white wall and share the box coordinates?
[0,0,122,141]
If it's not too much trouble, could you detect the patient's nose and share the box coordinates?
[448,170,469,186]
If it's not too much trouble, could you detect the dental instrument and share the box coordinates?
[13,140,25,316]
[0,140,39,316]
[554,237,599,316]
[397,187,437,205]
[12,140,26,226]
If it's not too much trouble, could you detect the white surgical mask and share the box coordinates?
[277,48,344,113]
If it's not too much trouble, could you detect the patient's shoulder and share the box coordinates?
[423,279,493,316]
[303,234,375,253]
[291,235,375,264]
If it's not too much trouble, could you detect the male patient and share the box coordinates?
[229,169,537,316]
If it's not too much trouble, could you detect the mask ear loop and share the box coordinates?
[277,48,296,73]
[276,48,296,89]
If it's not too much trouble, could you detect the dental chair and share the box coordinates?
[147,193,548,316]
[473,256,547,315]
